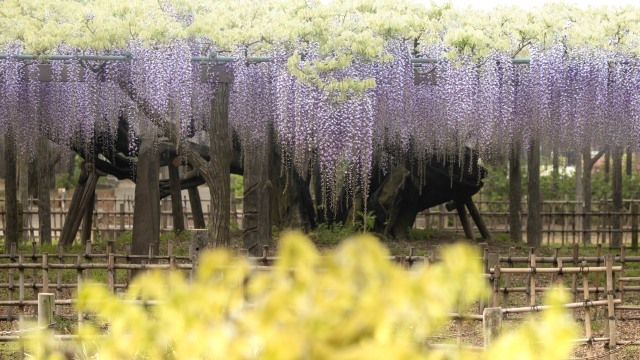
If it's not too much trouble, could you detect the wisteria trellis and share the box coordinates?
[1,40,640,206]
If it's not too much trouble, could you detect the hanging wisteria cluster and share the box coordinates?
[3,38,640,207]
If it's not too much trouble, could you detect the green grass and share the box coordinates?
[407,227,440,241]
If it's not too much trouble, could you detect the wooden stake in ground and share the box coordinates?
[582,260,594,358]
[604,254,617,360]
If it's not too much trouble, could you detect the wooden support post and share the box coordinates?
[529,250,536,306]
[119,203,125,235]
[168,163,185,233]
[483,307,502,348]
[37,293,54,359]
[188,187,206,230]
[572,244,579,319]
[582,260,594,358]
[107,253,115,294]
[56,244,63,315]
[41,253,49,293]
[604,254,617,360]
[617,246,625,320]
[124,243,132,287]
[191,229,209,275]
[455,200,475,240]
[502,247,514,309]
[438,204,445,231]
[489,253,501,307]
[8,243,16,321]
[479,243,488,314]
[557,258,564,289]
[76,254,83,329]
[465,197,492,240]
[84,240,91,281]
[632,203,638,251]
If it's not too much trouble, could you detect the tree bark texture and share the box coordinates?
[207,82,231,247]
[456,201,475,240]
[242,130,272,256]
[509,143,522,242]
[612,147,623,248]
[188,187,206,229]
[131,133,160,257]
[3,133,18,253]
[583,149,605,244]
[168,164,185,233]
[59,163,98,246]
[527,139,542,248]
[80,192,95,243]
[19,155,29,241]
[37,138,53,244]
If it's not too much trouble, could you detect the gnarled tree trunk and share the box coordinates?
[3,133,18,253]
[131,133,160,257]
[509,143,522,242]
[527,139,542,248]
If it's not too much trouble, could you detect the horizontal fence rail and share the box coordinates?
[0,239,636,360]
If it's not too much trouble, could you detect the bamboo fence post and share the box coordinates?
[547,202,553,245]
[125,243,132,287]
[582,260,594,358]
[529,250,536,306]
[119,203,125,235]
[502,247,514,309]
[263,245,269,266]
[617,245,625,320]
[483,308,502,348]
[56,244,63,315]
[479,243,489,314]
[76,254,83,329]
[596,244,603,319]
[84,240,91,281]
[42,253,49,293]
[602,194,608,245]
[31,242,38,309]
[633,203,638,251]
[168,241,175,292]
[572,208,576,244]
[572,244,579,319]
[552,248,560,284]
[38,293,54,359]
[19,253,24,323]
[557,258,564,289]
[490,253,501,307]
[604,254,617,360]
[107,253,115,294]
[8,242,16,321]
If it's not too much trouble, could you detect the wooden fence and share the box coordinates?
[0,194,244,242]
[1,192,640,245]
[0,237,638,358]
[417,195,640,245]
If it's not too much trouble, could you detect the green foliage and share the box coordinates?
[55,155,81,190]
[492,233,510,242]
[356,210,376,232]
[230,174,244,197]
[54,232,578,359]
[407,227,440,241]
[309,222,359,246]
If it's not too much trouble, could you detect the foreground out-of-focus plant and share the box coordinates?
[36,232,575,359]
